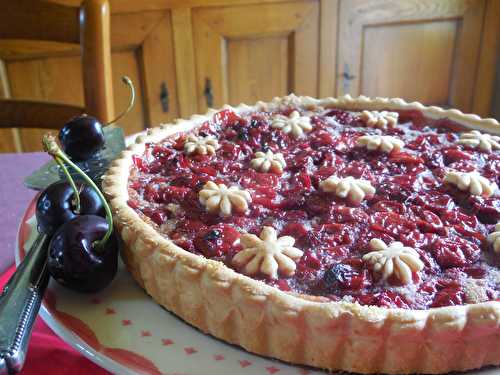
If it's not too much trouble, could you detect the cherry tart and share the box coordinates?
[104,95,500,374]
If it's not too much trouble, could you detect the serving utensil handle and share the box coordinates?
[0,233,50,375]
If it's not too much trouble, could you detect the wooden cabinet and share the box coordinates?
[0,0,498,153]
[192,1,320,110]
[336,0,494,114]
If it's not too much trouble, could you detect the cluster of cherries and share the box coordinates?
[35,77,134,292]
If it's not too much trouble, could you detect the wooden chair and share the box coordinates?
[0,0,114,130]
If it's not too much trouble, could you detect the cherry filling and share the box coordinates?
[127,107,500,309]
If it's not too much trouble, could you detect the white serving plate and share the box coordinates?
[15,199,322,375]
[16,197,500,375]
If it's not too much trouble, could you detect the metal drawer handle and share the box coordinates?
[340,71,356,81]
[340,63,356,93]
[204,78,213,108]
[160,82,169,113]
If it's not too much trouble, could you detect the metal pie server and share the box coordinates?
[0,233,50,375]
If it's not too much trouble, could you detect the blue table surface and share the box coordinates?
[0,152,49,274]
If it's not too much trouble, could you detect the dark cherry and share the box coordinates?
[323,263,355,290]
[36,181,105,235]
[324,109,355,125]
[204,229,221,241]
[58,114,105,161]
[47,215,118,293]
[193,224,240,258]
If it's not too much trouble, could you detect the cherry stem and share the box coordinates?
[42,134,113,249]
[106,76,135,127]
[54,155,81,213]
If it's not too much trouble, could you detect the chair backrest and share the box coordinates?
[0,0,114,129]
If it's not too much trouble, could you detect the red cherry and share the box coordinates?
[431,237,480,268]
[431,288,466,308]
[212,109,241,126]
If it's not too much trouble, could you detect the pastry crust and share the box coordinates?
[103,95,500,374]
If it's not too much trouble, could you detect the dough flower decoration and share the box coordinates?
[280,93,302,108]
[271,110,313,138]
[362,239,424,285]
[458,130,500,153]
[232,226,303,279]
[319,176,375,204]
[184,134,219,156]
[487,223,500,253]
[444,171,497,197]
[360,110,399,130]
[250,150,286,174]
[356,134,405,153]
[199,181,251,217]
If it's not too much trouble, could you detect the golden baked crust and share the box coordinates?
[103,95,500,374]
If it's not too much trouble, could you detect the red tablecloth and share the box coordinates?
[1,265,110,375]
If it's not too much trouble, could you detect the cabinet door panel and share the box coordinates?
[337,0,486,112]
[110,51,147,135]
[227,36,288,105]
[140,13,180,126]
[1,10,178,152]
[193,1,319,110]
[362,21,457,105]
